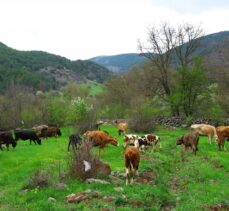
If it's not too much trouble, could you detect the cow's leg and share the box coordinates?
[125,168,130,185]
[208,135,212,144]
[6,144,9,151]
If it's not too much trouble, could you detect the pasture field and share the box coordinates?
[0,125,228,210]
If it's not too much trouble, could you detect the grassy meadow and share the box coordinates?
[0,125,228,210]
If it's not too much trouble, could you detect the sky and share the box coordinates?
[0,0,229,60]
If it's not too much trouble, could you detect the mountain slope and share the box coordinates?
[90,31,229,74]
[90,53,147,73]
[0,42,112,91]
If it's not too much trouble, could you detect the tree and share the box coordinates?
[138,22,204,116]
[171,57,209,116]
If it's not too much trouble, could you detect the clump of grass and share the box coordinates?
[24,169,50,189]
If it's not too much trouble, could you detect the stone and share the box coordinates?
[54,182,68,190]
[86,178,110,185]
[114,187,124,192]
[48,197,56,203]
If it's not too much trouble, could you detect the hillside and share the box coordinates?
[0,42,113,91]
[90,53,147,73]
[90,31,229,73]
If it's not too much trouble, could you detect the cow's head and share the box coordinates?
[12,140,17,148]
[36,138,42,145]
[176,136,184,145]
[110,137,119,147]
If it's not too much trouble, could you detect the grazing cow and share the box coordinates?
[142,134,161,148]
[123,134,140,148]
[176,132,199,155]
[216,126,229,151]
[32,125,48,135]
[0,131,17,150]
[124,146,140,185]
[84,130,119,156]
[117,122,128,136]
[39,127,61,138]
[191,124,218,144]
[68,134,82,151]
[14,129,41,145]
[134,137,148,151]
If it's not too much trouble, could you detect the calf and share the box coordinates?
[124,146,140,185]
[216,126,229,151]
[117,122,128,136]
[68,134,82,151]
[14,129,41,145]
[176,132,199,155]
[191,124,217,144]
[0,131,17,150]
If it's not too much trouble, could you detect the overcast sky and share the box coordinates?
[0,0,229,60]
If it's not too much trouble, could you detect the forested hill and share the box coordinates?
[0,42,113,91]
[90,53,147,73]
[90,31,229,73]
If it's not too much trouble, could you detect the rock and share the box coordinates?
[117,172,126,178]
[85,189,92,194]
[48,197,56,203]
[54,182,68,190]
[114,187,124,192]
[86,178,110,185]
[66,192,90,203]
[109,175,123,185]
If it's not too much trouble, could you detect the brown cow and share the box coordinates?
[117,122,128,136]
[39,127,61,138]
[176,132,199,155]
[32,125,48,135]
[84,130,119,156]
[191,124,217,144]
[124,146,140,185]
[216,126,229,151]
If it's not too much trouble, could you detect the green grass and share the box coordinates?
[87,81,105,96]
[0,126,228,210]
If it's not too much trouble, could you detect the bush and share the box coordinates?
[128,98,158,133]
[68,140,111,181]
[25,169,50,189]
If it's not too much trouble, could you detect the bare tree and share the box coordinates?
[138,22,204,116]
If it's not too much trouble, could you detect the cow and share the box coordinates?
[68,134,82,151]
[176,132,199,155]
[142,134,161,148]
[84,130,119,156]
[191,124,218,144]
[124,146,140,185]
[14,129,41,145]
[216,126,229,151]
[123,134,140,148]
[134,137,148,152]
[0,131,17,150]
[117,122,128,136]
[39,127,61,138]
[32,125,48,135]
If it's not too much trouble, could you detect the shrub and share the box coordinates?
[68,140,111,181]
[25,169,50,189]
[128,98,158,133]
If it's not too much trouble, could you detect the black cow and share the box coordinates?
[68,134,82,151]
[14,129,41,145]
[0,131,17,150]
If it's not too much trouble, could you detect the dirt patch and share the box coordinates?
[135,171,156,185]
[205,204,229,210]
